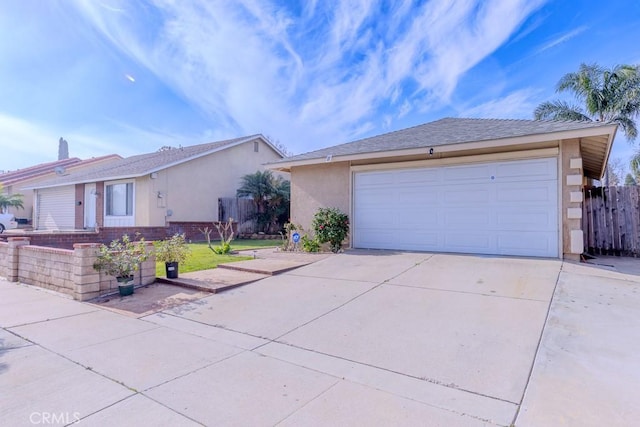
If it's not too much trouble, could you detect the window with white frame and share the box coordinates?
[105,181,133,216]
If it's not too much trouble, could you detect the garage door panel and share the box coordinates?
[443,187,492,203]
[356,230,397,249]
[354,157,558,257]
[496,159,555,180]
[357,173,394,186]
[396,169,440,184]
[497,210,556,230]
[355,213,395,228]
[404,231,439,247]
[443,209,492,228]
[443,233,492,252]
[497,232,557,257]
[444,164,492,182]
[496,181,556,203]
[402,211,438,226]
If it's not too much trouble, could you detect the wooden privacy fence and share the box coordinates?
[583,186,640,256]
[218,197,257,234]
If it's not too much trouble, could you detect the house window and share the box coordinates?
[254,141,259,152]
[106,182,133,216]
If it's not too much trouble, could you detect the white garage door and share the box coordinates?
[353,157,558,257]
[36,186,75,230]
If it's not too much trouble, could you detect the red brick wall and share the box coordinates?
[0,222,237,249]
[167,221,237,242]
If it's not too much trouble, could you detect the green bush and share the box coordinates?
[301,234,321,252]
[312,207,349,253]
[93,234,150,279]
[154,233,190,264]
[212,242,232,254]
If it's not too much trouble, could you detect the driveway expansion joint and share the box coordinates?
[265,340,519,406]
[384,282,550,302]
[511,263,563,425]
[4,308,101,329]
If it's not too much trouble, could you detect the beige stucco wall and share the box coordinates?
[290,162,351,231]
[140,139,284,225]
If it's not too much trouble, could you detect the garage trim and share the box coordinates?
[350,147,559,172]
[350,156,562,257]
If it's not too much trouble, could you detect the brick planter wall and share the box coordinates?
[0,241,9,278]
[0,238,155,301]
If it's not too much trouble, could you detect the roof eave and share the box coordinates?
[596,125,618,180]
[28,135,283,190]
[268,125,619,172]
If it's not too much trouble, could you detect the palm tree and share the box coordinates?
[237,170,276,215]
[535,63,640,136]
[534,63,640,180]
[237,170,290,232]
[0,183,24,212]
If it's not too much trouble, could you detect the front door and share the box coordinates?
[84,183,97,229]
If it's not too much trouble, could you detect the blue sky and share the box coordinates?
[1,0,640,172]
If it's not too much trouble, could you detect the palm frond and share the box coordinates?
[611,115,638,141]
[534,100,591,122]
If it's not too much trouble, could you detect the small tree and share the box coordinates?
[312,207,350,253]
[200,218,235,254]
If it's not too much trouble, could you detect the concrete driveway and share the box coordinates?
[1,251,638,426]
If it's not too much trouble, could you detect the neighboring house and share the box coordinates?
[0,155,122,222]
[267,117,617,260]
[27,135,285,231]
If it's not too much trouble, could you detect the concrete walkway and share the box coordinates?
[1,251,638,426]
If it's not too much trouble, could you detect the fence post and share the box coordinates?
[6,237,30,282]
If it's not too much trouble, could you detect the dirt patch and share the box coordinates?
[88,283,211,318]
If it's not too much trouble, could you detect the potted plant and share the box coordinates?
[154,233,190,279]
[93,234,150,296]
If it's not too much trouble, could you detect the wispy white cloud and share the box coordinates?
[536,26,588,54]
[457,88,542,119]
[53,1,548,154]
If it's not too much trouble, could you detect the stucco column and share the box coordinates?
[561,139,584,260]
[6,237,30,282]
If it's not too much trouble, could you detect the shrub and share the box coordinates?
[201,218,235,255]
[312,207,349,253]
[154,233,190,264]
[301,234,321,252]
[93,234,150,279]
